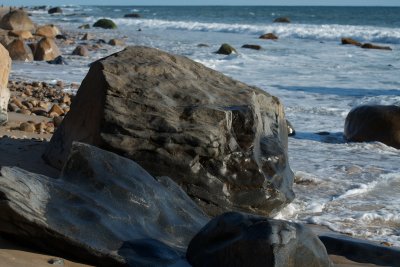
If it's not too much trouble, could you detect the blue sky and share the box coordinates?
[2,0,400,6]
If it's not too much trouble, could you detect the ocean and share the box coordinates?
[14,5,400,246]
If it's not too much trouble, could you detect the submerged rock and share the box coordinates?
[242,44,262,50]
[93,19,117,29]
[72,45,89,57]
[0,43,11,125]
[44,46,294,217]
[344,105,400,149]
[0,142,208,266]
[259,33,278,40]
[216,43,237,55]
[46,55,67,65]
[341,37,361,46]
[361,43,392,51]
[48,7,63,14]
[124,13,141,18]
[187,212,333,267]
[274,17,291,23]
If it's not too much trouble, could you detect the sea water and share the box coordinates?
[13,5,400,246]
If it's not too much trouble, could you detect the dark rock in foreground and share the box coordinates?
[44,46,294,217]
[187,212,333,267]
[0,142,207,266]
[361,43,392,51]
[344,105,400,149]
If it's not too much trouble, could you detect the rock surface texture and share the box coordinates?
[187,212,333,267]
[44,46,294,217]
[34,37,61,61]
[6,38,33,61]
[344,105,400,149]
[0,43,11,124]
[0,142,208,266]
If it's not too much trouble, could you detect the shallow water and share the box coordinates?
[12,5,400,246]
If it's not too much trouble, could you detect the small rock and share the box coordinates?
[78,24,90,29]
[259,33,278,40]
[61,94,71,105]
[124,13,141,18]
[242,44,262,50]
[8,103,19,112]
[197,43,209,47]
[30,107,48,116]
[35,122,46,133]
[108,39,125,46]
[47,55,68,65]
[274,17,291,23]
[81,33,94,41]
[49,104,64,116]
[19,122,36,132]
[56,34,67,40]
[286,120,296,136]
[48,258,64,265]
[18,109,32,115]
[72,45,89,56]
[216,43,237,55]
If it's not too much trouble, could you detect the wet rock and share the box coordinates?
[274,17,291,23]
[341,37,361,46]
[34,37,61,61]
[55,34,67,40]
[44,46,294,217]
[124,13,141,18]
[0,34,12,47]
[5,38,33,61]
[93,19,117,29]
[197,43,209,47]
[8,30,33,39]
[187,212,333,267]
[48,7,63,14]
[35,24,61,38]
[47,55,68,65]
[0,142,208,266]
[0,10,35,31]
[361,43,392,51]
[259,33,278,40]
[344,105,400,149]
[242,44,262,50]
[81,32,94,40]
[286,120,296,136]
[0,43,11,125]
[108,39,125,46]
[19,121,36,132]
[78,24,90,29]
[216,43,237,55]
[72,45,89,56]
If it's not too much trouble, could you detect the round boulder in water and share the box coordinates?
[344,105,400,149]
[93,19,117,29]
[216,43,237,55]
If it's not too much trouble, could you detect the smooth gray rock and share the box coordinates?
[187,212,333,267]
[0,142,207,266]
[344,105,400,149]
[43,46,294,217]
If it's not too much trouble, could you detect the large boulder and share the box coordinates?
[344,105,400,149]
[187,212,333,267]
[34,37,61,61]
[0,43,11,125]
[5,38,33,61]
[43,46,295,217]
[35,24,61,38]
[0,10,35,32]
[0,142,208,266]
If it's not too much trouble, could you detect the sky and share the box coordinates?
[1,0,400,6]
